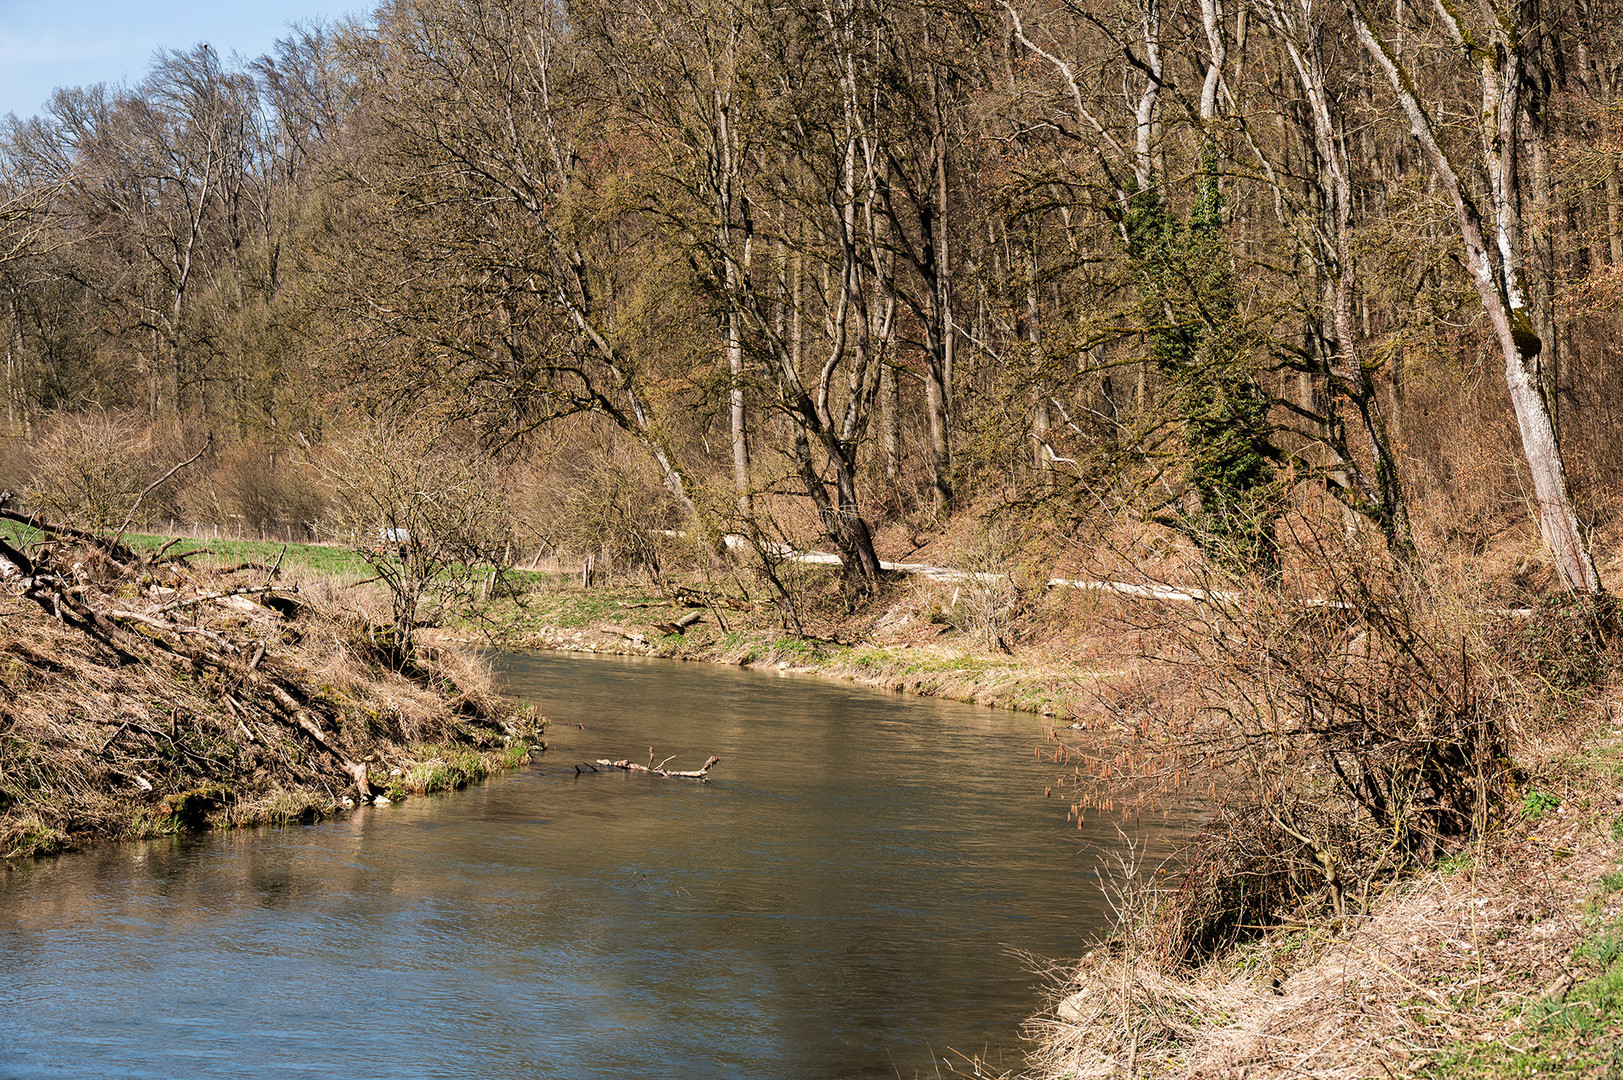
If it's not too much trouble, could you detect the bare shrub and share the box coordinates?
[1487,592,1621,716]
[1400,357,1533,556]
[216,441,327,537]
[319,418,515,658]
[526,449,680,585]
[174,441,328,539]
[24,409,158,530]
[1063,516,1532,969]
[1026,840,1248,1080]
[936,522,1041,649]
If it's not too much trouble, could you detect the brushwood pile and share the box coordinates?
[0,501,542,858]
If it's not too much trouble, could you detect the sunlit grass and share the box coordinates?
[1,521,551,589]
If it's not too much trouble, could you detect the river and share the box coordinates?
[0,651,1189,1079]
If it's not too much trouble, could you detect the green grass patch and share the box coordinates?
[127,533,366,574]
[1521,789,1562,821]
[396,741,536,797]
[895,655,1006,676]
[508,589,667,630]
[1424,888,1623,1079]
[1,817,70,858]
[771,636,834,662]
[0,519,45,546]
[400,748,488,795]
[497,741,535,771]
[1,520,374,577]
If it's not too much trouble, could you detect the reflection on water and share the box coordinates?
[0,651,1190,1079]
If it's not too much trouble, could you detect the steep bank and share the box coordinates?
[0,527,543,859]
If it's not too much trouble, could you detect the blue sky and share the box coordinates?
[0,1,363,120]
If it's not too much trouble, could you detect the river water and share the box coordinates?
[0,651,1188,1079]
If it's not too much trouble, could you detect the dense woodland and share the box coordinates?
[2,0,1622,594]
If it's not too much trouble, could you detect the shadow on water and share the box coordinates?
[0,651,1194,1080]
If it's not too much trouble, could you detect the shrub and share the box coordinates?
[1079,517,1530,963]
[25,410,157,530]
[535,451,678,584]
[215,441,328,537]
[941,522,1039,650]
[318,417,516,658]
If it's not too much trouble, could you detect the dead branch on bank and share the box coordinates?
[651,610,704,636]
[0,493,540,856]
[157,583,297,613]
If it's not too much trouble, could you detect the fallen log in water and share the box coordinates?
[575,754,721,780]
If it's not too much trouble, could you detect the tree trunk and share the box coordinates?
[1349,0,1599,592]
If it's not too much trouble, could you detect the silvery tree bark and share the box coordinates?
[1346,0,1600,592]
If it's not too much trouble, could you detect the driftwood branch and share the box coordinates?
[652,610,706,636]
[0,501,136,569]
[140,543,214,569]
[671,586,756,611]
[256,674,371,797]
[213,546,289,577]
[157,583,297,613]
[592,754,721,780]
[0,534,34,581]
[108,609,240,652]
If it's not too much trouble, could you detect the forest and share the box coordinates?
[2,0,1620,596]
[5,0,1623,1075]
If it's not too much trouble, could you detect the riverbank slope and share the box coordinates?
[0,529,542,859]
[470,571,1623,1080]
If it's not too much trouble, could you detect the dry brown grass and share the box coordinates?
[0,528,542,858]
[1028,796,1617,1080]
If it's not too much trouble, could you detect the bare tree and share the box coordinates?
[585,0,892,580]
[1346,0,1601,592]
[332,0,713,535]
[320,418,514,658]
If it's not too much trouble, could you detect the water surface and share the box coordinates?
[0,651,1187,1079]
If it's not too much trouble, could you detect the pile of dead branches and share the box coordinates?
[0,494,541,858]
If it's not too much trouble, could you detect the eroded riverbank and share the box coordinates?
[0,534,542,859]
